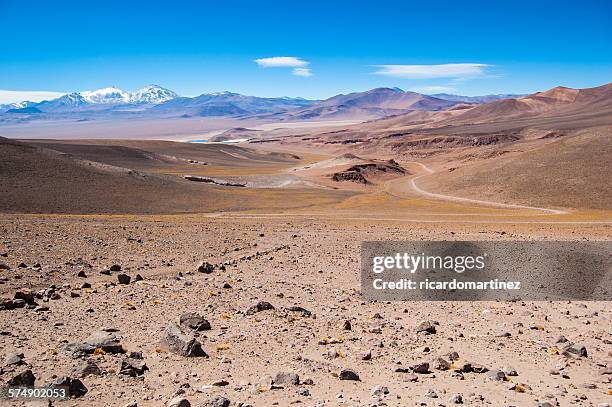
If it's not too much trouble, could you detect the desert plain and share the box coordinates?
[0,84,611,407]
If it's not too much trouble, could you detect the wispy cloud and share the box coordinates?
[371,63,490,79]
[254,56,309,68]
[292,68,312,77]
[0,90,67,104]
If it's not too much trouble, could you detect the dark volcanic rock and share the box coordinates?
[8,369,35,386]
[49,376,88,398]
[65,330,125,356]
[160,323,208,357]
[118,358,149,377]
[72,359,102,377]
[117,274,131,284]
[246,301,275,315]
[197,261,215,273]
[205,396,230,407]
[179,312,211,331]
[339,369,360,381]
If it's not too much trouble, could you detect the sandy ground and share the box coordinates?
[0,214,611,407]
[0,135,610,406]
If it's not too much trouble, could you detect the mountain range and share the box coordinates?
[0,84,529,121]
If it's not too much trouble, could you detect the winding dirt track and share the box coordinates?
[385,162,568,216]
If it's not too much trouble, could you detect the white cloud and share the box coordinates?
[371,63,490,79]
[0,90,67,104]
[254,56,309,68]
[292,68,312,77]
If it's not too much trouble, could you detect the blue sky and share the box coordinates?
[1,0,611,102]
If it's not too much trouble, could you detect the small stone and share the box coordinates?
[286,306,312,317]
[8,369,35,386]
[371,385,389,397]
[205,396,230,407]
[410,362,430,374]
[339,369,360,381]
[117,274,131,284]
[118,358,148,376]
[563,343,587,357]
[432,357,450,371]
[343,320,352,330]
[167,397,190,407]
[160,324,207,357]
[487,370,506,381]
[197,261,215,274]
[212,379,229,386]
[416,320,437,334]
[246,301,275,315]
[503,366,518,376]
[555,335,568,343]
[109,264,121,272]
[273,371,299,385]
[4,352,25,366]
[361,350,372,361]
[424,389,438,398]
[448,351,460,361]
[64,330,125,356]
[449,393,463,404]
[179,312,211,331]
[72,359,102,377]
[77,270,87,278]
[48,376,87,398]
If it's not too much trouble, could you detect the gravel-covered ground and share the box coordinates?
[0,215,610,406]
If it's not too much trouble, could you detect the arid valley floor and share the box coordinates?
[1,84,611,407]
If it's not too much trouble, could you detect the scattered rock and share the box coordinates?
[179,312,211,331]
[160,324,207,357]
[410,362,430,374]
[342,320,352,330]
[487,370,507,381]
[204,396,230,407]
[65,330,125,356]
[449,393,463,404]
[167,397,190,407]
[273,371,299,386]
[4,352,25,366]
[118,358,148,376]
[197,262,215,274]
[416,320,437,334]
[72,359,102,377]
[339,369,360,381]
[48,376,87,398]
[503,366,518,376]
[563,343,587,357]
[424,388,438,398]
[432,357,450,371]
[371,385,389,398]
[8,369,35,386]
[286,306,312,317]
[246,301,275,315]
[109,264,122,272]
[117,274,131,284]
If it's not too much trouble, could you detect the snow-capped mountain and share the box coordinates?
[80,87,131,104]
[129,85,178,104]
[0,100,38,113]
[20,85,178,113]
[78,85,178,105]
